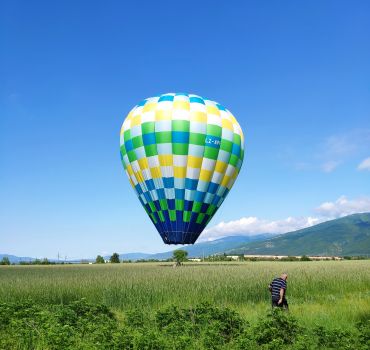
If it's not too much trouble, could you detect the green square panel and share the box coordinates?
[196,213,205,224]
[233,133,241,147]
[172,120,190,132]
[127,150,137,162]
[169,210,176,221]
[145,144,157,157]
[207,124,222,137]
[220,139,233,153]
[160,199,168,211]
[132,136,144,148]
[189,132,206,146]
[175,199,184,211]
[204,147,219,160]
[156,131,172,144]
[123,130,131,141]
[192,202,202,213]
[149,202,156,212]
[206,204,216,216]
[142,122,155,134]
[120,145,127,156]
[229,154,239,167]
[173,143,189,155]
[158,211,165,222]
[183,211,191,222]
[149,213,157,224]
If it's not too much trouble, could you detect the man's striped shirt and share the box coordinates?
[270,278,287,299]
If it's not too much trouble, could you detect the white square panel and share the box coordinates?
[185,189,196,201]
[225,165,236,177]
[174,155,187,167]
[157,143,172,155]
[186,167,200,179]
[201,158,216,171]
[130,125,142,137]
[165,188,175,199]
[135,146,146,160]
[155,120,172,132]
[188,144,204,158]
[207,114,222,127]
[190,121,206,133]
[147,155,159,168]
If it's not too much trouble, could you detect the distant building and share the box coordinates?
[242,255,343,261]
[227,256,241,261]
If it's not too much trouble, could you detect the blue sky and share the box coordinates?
[1,1,369,259]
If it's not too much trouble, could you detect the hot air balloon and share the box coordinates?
[120,93,244,244]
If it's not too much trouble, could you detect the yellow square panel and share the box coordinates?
[155,109,172,120]
[199,169,212,182]
[150,167,162,179]
[215,160,228,174]
[221,175,230,187]
[138,158,149,170]
[143,102,157,112]
[158,155,173,166]
[174,101,190,110]
[126,110,134,121]
[127,165,134,176]
[187,156,203,169]
[191,111,207,123]
[206,105,221,116]
[174,166,186,178]
[135,171,145,184]
[131,115,142,127]
[221,118,233,130]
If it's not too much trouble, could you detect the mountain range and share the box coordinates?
[227,213,370,256]
[2,213,369,263]
[118,233,275,261]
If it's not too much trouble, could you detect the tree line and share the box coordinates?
[95,250,189,266]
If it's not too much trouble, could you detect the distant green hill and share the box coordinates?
[227,213,370,256]
[124,234,275,260]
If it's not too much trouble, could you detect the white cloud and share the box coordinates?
[201,216,321,241]
[202,196,370,241]
[291,129,370,173]
[358,157,370,171]
[315,195,370,218]
[321,160,341,173]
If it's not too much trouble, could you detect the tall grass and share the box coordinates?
[0,260,369,328]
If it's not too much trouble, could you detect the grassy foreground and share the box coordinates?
[0,260,370,326]
[0,260,369,328]
[0,261,369,349]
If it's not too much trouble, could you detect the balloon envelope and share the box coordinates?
[120,93,244,244]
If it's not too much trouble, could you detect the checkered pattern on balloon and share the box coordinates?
[120,93,244,244]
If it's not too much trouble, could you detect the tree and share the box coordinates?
[173,250,188,266]
[0,257,10,265]
[96,255,105,264]
[110,253,120,263]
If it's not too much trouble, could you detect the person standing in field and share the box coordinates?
[269,273,288,310]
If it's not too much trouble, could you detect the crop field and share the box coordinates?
[0,260,369,349]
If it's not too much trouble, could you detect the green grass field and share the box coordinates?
[1,260,369,329]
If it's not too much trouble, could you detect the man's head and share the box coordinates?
[280,273,288,280]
